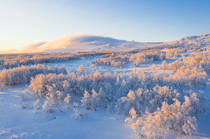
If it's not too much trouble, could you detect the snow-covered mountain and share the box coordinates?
[20,33,209,53]
[21,34,161,53]
[163,34,210,48]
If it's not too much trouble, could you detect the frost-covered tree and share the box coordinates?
[0,64,66,87]
[64,93,71,104]
[78,65,84,73]
[81,90,92,110]
[126,99,197,139]
[160,60,168,70]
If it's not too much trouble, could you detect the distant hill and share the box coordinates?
[8,33,210,53]
[20,34,162,53]
[163,34,210,48]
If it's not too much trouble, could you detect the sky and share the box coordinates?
[0,0,210,51]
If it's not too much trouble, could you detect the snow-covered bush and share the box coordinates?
[126,98,199,139]
[162,53,209,88]
[165,64,207,88]
[182,52,210,72]
[30,69,205,114]
[94,54,129,67]
[0,53,77,69]
[0,52,102,69]
[78,65,84,73]
[162,47,184,59]
[122,85,205,138]
[0,64,66,87]
[129,50,165,65]
[29,71,123,110]
[81,89,101,111]
[116,85,180,115]
[155,52,209,88]
[160,60,168,70]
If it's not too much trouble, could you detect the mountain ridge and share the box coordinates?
[21,34,162,53]
[2,33,209,54]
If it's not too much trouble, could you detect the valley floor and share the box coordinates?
[0,86,134,139]
[0,44,209,139]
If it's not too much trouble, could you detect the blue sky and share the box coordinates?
[0,0,209,51]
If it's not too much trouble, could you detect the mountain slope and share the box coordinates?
[163,34,210,48]
[21,34,161,53]
[20,34,209,53]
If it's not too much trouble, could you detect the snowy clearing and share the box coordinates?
[0,86,134,139]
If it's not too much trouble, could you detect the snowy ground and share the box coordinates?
[0,86,134,139]
[46,56,151,74]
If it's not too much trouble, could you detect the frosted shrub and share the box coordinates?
[78,65,84,73]
[0,64,67,87]
[160,60,168,70]
[169,61,183,72]
[164,48,179,59]
[95,57,111,66]
[0,53,76,69]
[94,54,129,67]
[117,86,179,115]
[0,52,101,69]
[29,71,123,109]
[116,90,139,114]
[166,61,207,88]
[81,89,101,111]
[42,101,51,112]
[129,50,165,65]
[30,74,69,98]
[64,93,71,104]
[182,52,210,71]
[81,90,92,110]
[124,87,205,139]
[127,99,198,139]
